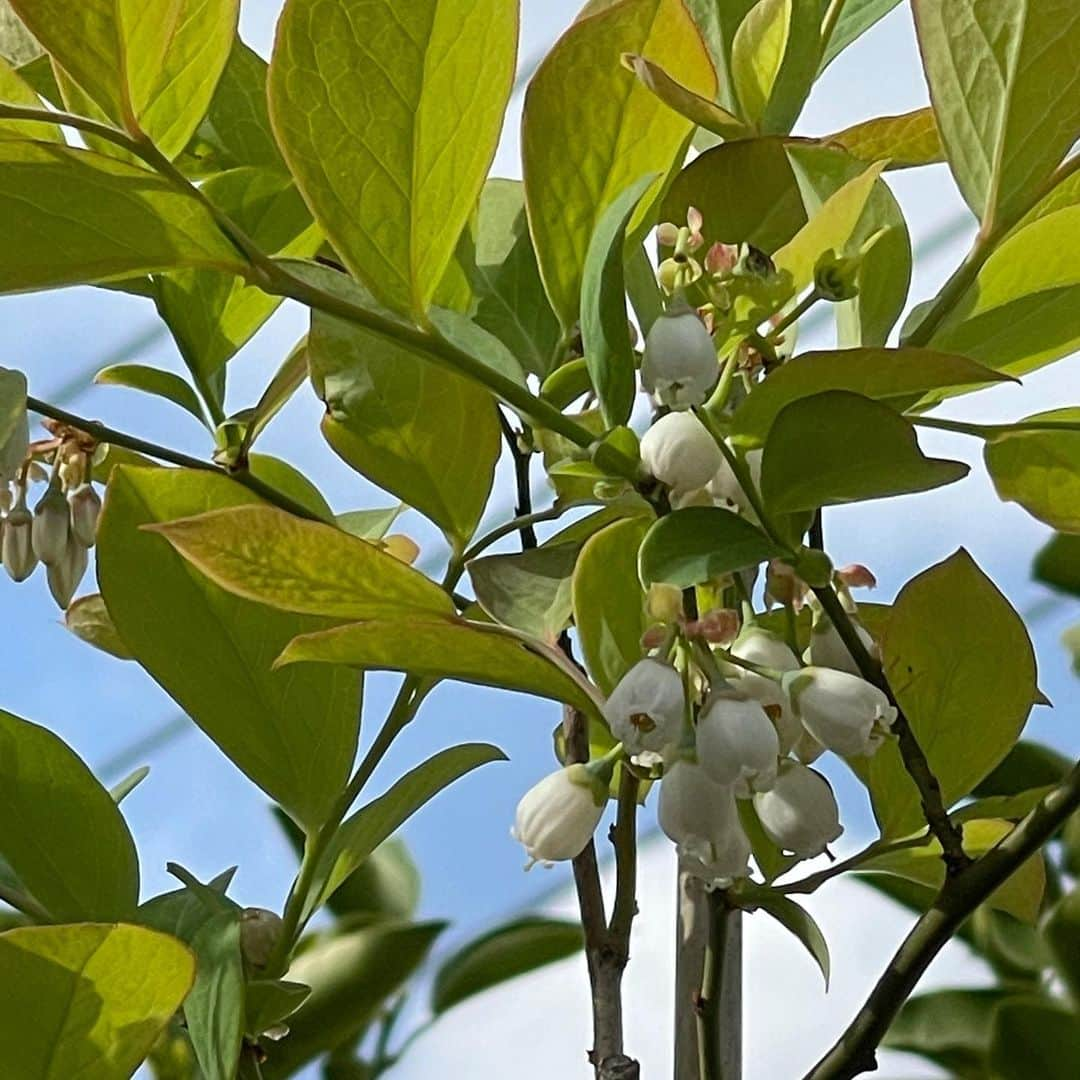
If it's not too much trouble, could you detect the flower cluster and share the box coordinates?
[2,417,101,610]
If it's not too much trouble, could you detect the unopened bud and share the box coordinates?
[47,535,88,610]
[656,221,680,247]
[641,306,718,409]
[68,484,102,548]
[640,411,723,495]
[512,764,607,868]
[647,582,684,624]
[837,563,876,590]
[705,242,737,275]
[814,249,861,301]
[765,560,805,608]
[32,483,71,565]
[2,504,36,582]
[240,908,284,971]
[695,608,739,645]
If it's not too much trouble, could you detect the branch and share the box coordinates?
[810,585,970,874]
[804,760,1080,1080]
[499,410,540,550]
[27,396,324,522]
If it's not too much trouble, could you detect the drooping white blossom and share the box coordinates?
[640,411,723,496]
[753,761,843,859]
[512,764,607,868]
[696,691,779,796]
[787,666,897,758]
[729,627,802,753]
[603,658,685,759]
[641,307,718,409]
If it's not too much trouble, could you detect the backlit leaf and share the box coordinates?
[0,55,61,140]
[754,894,829,987]
[95,363,208,428]
[826,108,944,170]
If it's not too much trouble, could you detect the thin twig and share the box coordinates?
[805,760,1080,1080]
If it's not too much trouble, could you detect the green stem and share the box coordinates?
[26,395,322,522]
[805,761,1080,1080]
[769,834,932,897]
[820,0,849,53]
[697,891,729,1080]
[460,503,571,565]
[768,288,823,342]
[704,349,742,421]
[608,768,640,942]
[914,415,1080,439]
[0,882,51,923]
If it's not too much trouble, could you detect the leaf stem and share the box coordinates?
[460,503,571,565]
[0,881,51,923]
[804,760,1080,1080]
[820,0,850,53]
[767,833,932,897]
[26,395,323,521]
[768,288,823,342]
[914,415,1080,439]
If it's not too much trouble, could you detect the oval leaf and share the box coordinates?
[95,363,208,427]
[754,893,830,987]
[0,709,139,922]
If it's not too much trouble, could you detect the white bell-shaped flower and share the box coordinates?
[787,666,897,758]
[512,764,607,868]
[793,729,825,765]
[696,690,779,796]
[2,500,36,582]
[753,761,843,859]
[641,307,718,409]
[659,761,751,883]
[640,411,723,495]
[31,483,71,566]
[804,614,879,675]
[729,627,801,753]
[603,658,685,759]
[46,535,88,610]
[68,484,102,548]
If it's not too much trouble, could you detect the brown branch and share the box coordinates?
[804,760,1080,1080]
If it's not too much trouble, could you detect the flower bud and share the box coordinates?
[659,762,750,883]
[803,614,879,676]
[696,690,779,795]
[641,307,718,409]
[646,582,683,624]
[240,907,284,970]
[46,535,88,610]
[3,502,36,582]
[786,666,897,758]
[753,761,842,859]
[640,411,723,495]
[729,628,801,753]
[67,484,102,548]
[814,249,861,301]
[603,658,684,758]
[512,764,606,868]
[32,483,71,565]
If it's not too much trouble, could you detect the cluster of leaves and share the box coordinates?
[0,0,1079,1077]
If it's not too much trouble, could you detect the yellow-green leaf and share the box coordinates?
[862,550,1038,836]
[731,0,791,127]
[0,710,139,922]
[268,0,517,317]
[522,0,716,330]
[0,923,195,1080]
[147,504,454,620]
[862,819,1045,923]
[912,0,1080,230]
[826,108,944,169]
[985,409,1080,533]
[64,593,134,660]
[0,55,61,140]
[97,467,362,830]
[9,0,240,159]
[278,616,599,717]
[0,141,246,294]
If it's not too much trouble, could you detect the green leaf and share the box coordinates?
[760,391,969,512]
[244,979,309,1040]
[0,1,39,66]
[239,337,310,451]
[305,264,500,546]
[154,168,320,394]
[661,137,807,254]
[677,0,755,116]
[863,550,1038,837]
[1034,532,1080,597]
[0,142,246,293]
[138,868,240,947]
[883,988,1015,1076]
[469,179,562,379]
[638,507,782,589]
[951,785,1055,825]
[0,923,195,1080]
[277,616,599,717]
[522,0,716,330]
[754,893,829,987]
[573,517,650,696]
[622,53,750,139]
[432,917,584,1015]
[1044,887,1080,1002]
[975,740,1073,798]
[469,543,578,643]
[245,454,334,524]
[786,144,913,348]
[95,363,208,428]
[826,108,944,170]
[912,0,1080,231]
[185,909,244,1080]
[581,172,658,428]
[985,409,1080,533]
[304,743,506,921]
[9,0,240,160]
[97,467,362,831]
[862,819,1045,923]
[772,161,886,292]
[181,40,285,174]
[989,999,1080,1080]
[730,347,1007,446]
[820,0,903,70]
[335,506,404,542]
[261,921,444,1078]
[330,838,420,922]
[0,55,61,141]
[0,363,27,459]
[146,504,453,621]
[268,0,517,317]
[0,709,139,922]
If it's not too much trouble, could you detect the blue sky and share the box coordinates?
[1,2,1078,1076]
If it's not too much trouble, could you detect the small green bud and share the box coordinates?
[240,907,284,971]
[814,249,861,301]
[789,547,833,588]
